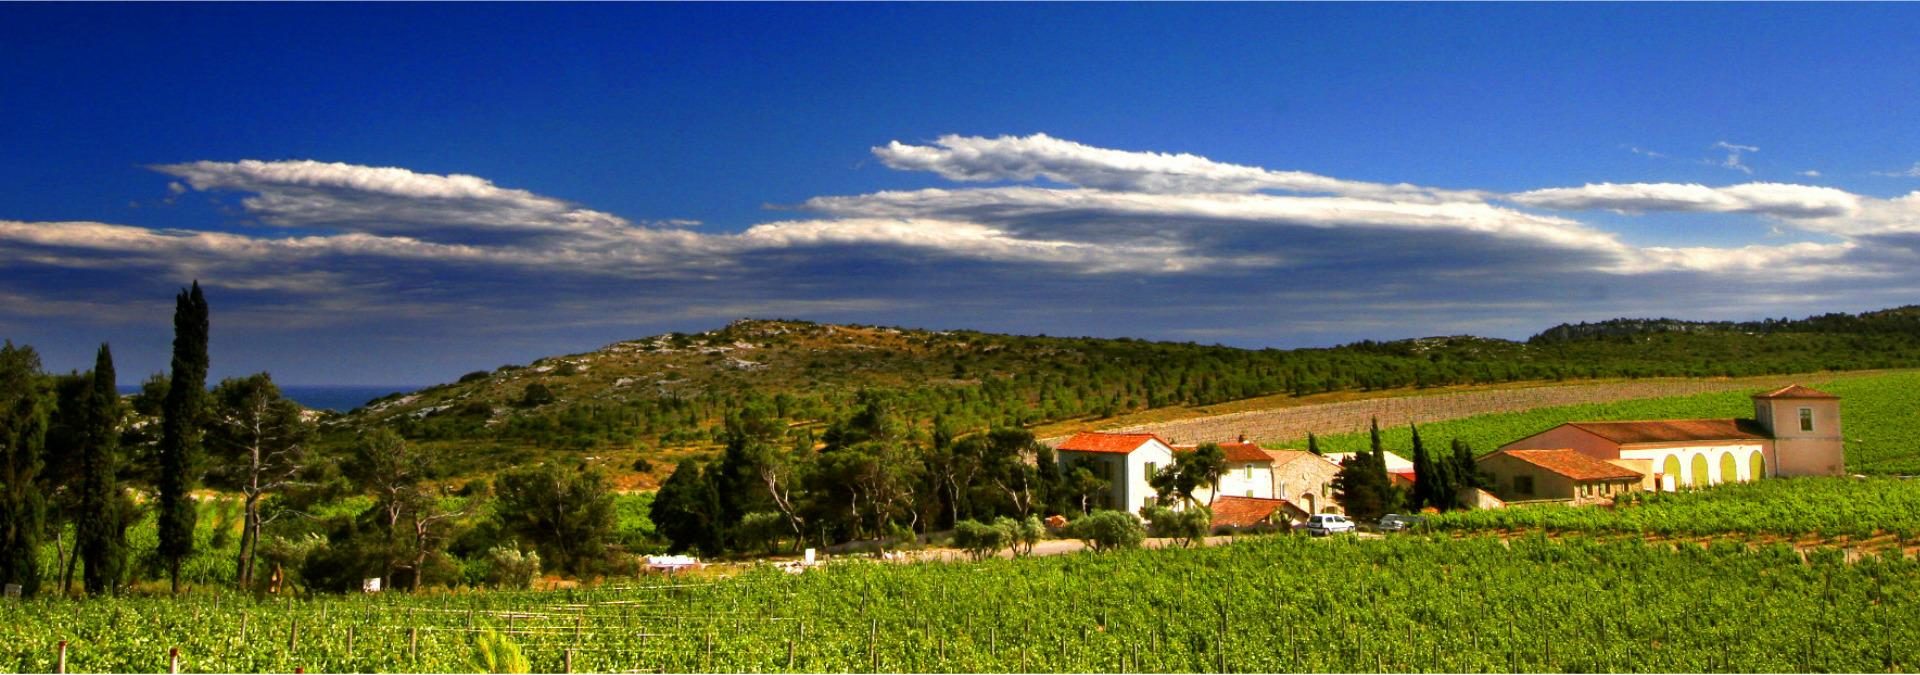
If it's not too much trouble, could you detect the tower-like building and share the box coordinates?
[1751,385,1845,477]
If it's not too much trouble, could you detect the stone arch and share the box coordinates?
[1299,492,1317,515]
[1690,454,1710,488]
[1662,455,1682,490]
[1750,451,1766,480]
[1720,452,1740,483]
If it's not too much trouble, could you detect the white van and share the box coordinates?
[1304,513,1355,536]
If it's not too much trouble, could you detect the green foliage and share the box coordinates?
[951,519,1007,561]
[76,343,131,595]
[470,630,531,674]
[1064,510,1145,552]
[158,281,209,593]
[1289,370,1920,475]
[1430,476,1920,539]
[339,308,1920,477]
[1148,443,1225,509]
[651,458,721,555]
[1142,505,1209,546]
[0,341,48,597]
[494,464,615,575]
[484,543,540,589]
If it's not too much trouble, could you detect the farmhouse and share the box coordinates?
[1054,432,1175,515]
[1494,384,1844,494]
[1264,450,1343,515]
[1178,438,1277,502]
[1475,449,1643,504]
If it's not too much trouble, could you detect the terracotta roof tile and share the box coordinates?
[1566,419,1770,444]
[1173,441,1273,464]
[1485,449,1645,482]
[1208,496,1295,528]
[1057,432,1165,454]
[1753,384,1839,400]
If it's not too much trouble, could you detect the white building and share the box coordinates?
[1054,432,1176,515]
[1179,439,1277,503]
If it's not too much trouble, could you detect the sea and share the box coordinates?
[117,384,424,412]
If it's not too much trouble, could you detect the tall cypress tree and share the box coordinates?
[0,341,49,598]
[1450,439,1483,494]
[77,344,128,595]
[1306,432,1322,456]
[158,282,209,594]
[1409,423,1434,509]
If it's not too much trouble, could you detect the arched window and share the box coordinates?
[1690,454,1710,488]
[1750,451,1766,480]
[1720,452,1740,483]
[1662,455,1682,490]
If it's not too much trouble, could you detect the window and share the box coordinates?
[1514,476,1535,496]
[1143,495,1156,508]
[1246,490,1254,497]
[1145,462,1158,479]
[1799,407,1814,432]
[1245,465,1253,479]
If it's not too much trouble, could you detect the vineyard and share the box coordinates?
[1107,373,1833,448]
[7,535,1918,673]
[1255,370,1920,475]
[1427,476,1920,539]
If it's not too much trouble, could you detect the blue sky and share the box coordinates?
[5,4,1920,385]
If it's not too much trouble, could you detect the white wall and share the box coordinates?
[1620,443,1766,490]
[1061,439,1175,516]
[1194,462,1274,504]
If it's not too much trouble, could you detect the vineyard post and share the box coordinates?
[787,639,795,670]
[168,647,179,675]
[55,640,67,674]
[868,618,879,672]
[1217,604,1229,673]
[990,627,997,659]
[240,612,248,643]
[289,619,299,654]
[564,648,573,674]
[409,628,418,662]
[347,626,355,654]
[703,631,713,671]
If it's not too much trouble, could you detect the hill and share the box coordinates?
[325,308,1920,481]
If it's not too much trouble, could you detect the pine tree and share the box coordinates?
[158,282,209,594]
[77,344,128,595]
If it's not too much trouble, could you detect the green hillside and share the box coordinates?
[324,307,1920,480]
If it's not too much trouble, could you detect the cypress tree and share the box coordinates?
[1451,439,1483,493]
[1306,432,1322,456]
[1409,424,1434,510]
[158,282,209,594]
[0,341,49,598]
[77,344,128,595]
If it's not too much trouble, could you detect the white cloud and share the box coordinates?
[1800,170,1822,178]
[1871,163,1920,178]
[873,133,1485,202]
[1712,141,1758,174]
[1507,182,1861,218]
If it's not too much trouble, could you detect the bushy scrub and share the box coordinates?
[484,543,540,590]
[1064,510,1144,552]
[1143,505,1210,547]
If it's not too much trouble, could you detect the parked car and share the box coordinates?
[1303,513,1355,536]
[1377,513,1424,532]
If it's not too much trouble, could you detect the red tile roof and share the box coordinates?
[1483,449,1644,482]
[1566,419,1770,444]
[1057,432,1166,454]
[1173,441,1273,464]
[1753,384,1839,400]
[1208,496,1295,528]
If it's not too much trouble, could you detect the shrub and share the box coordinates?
[1143,505,1210,547]
[518,383,555,407]
[458,370,491,383]
[952,520,1007,561]
[996,515,1045,556]
[485,543,540,590]
[1065,510,1145,552]
[631,458,654,473]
